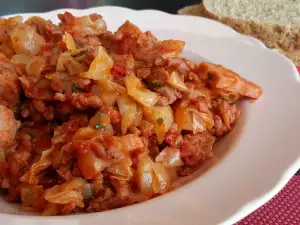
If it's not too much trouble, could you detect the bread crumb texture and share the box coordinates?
[178,1,300,64]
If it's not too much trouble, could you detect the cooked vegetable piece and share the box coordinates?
[124,75,158,107]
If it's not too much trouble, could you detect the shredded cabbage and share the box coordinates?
[144,105,174,143]
[10,24,45,55]
[107,157,133,181]
[155,147,183,168]
[117,95,138,134]
[62,32,77,51]
[44,178,87,208]
[167,71,188,91]
[124,75,158,107]
[152,162,171,194]
[20,148,53,184]
[80,46,113,80]
[137,155,154,197]
[119,134,144,151]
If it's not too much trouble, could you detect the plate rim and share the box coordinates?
[0,6,300,225]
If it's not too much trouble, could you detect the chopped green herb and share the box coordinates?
[208,72,214,81]
[148,81,164,88]
[94,123,104,129]
[71,83,78,93]
[156,117,164,125]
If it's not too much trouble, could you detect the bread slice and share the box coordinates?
[178,1,300,65]
[178,4,206,17]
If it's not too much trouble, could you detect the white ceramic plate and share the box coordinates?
[1,6,300,225]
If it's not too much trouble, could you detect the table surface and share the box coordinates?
[0,1,299,223]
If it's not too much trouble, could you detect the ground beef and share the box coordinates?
[139,120,155,137]
[54,93,103,110]
[156,86,182,106]
[212,98,241,136]
[0,105,20,148]
[32,100,54,121]
[101,106,121,124]
[180,131,216,167]
[164,123,183,148]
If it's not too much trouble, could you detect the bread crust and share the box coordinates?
[178,4,300,64]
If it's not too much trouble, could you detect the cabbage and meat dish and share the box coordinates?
[0,12,262,215]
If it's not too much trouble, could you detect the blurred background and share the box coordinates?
[0,0,201,16]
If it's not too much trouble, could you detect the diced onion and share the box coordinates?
[124,75,158,107]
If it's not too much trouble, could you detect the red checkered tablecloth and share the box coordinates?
[236,65,300,224]
[236,176,300,225]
